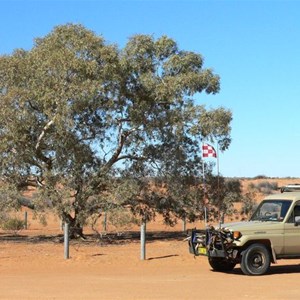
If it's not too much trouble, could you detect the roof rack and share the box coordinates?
[280,184,300,193]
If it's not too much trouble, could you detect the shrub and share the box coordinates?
[1,217,26,235]
[248,181,278,195]
[256,181,278,195]
[253,175,268,179]
[108,208,139,232]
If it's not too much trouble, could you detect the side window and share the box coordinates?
[287,204,300,223]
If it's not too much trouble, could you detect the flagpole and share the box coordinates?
[217,142,220,205]
[217,142,220,182]
[202,154,207,227]
[202,142,208,227]
[202,142,217,228]
[217,142,221,225]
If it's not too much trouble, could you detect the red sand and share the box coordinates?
[1,213,300,300]
[2,178,300,299]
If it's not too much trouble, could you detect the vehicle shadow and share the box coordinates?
[228,264,300,276]
[268,264,300,275]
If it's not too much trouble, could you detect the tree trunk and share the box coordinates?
[63,213,85,239]
[69,218,85,239]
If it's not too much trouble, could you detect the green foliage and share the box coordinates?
[207,177,242,222]
[107,208,139,231]
[0,24,232,235]
[1,217,26,235]
[240,185,258,219]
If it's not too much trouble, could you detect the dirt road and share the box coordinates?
[1,236,300,300]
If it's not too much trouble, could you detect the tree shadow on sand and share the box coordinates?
[147,254,179,260]
[0,230,188,246]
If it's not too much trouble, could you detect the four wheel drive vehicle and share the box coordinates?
[188,191,300,275]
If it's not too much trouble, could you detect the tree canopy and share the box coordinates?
[0,24,232,235]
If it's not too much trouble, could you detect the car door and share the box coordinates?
[283,202,300,255]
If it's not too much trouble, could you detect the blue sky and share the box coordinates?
[1,0,300,178]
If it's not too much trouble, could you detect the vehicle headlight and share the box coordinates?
[233,231,242,240]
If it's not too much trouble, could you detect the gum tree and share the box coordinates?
[0,24,232,236]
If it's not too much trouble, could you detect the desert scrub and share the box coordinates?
[248,181,278,195]
[1,217,26,235]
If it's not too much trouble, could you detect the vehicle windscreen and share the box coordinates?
[250,200,292,222]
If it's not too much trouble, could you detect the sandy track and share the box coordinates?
[1,236,300,300]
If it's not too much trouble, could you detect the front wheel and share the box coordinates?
[240,244,271,275]
[208,257,236,272]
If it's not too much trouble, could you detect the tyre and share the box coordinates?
[208,257,236,272]
[240,244,271,275]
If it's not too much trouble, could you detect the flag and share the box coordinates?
[202,143,217,158]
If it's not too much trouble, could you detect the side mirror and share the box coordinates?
[294,216,300,226]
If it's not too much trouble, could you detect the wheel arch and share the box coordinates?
[240,239,276,263]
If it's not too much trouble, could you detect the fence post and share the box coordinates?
[182,217,186,232]
[103,211,107,232]
[140,219,146,260]
[24,211,28,229]
[64,222,70,259]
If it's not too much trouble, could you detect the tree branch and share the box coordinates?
[103,127,139,172]
[35,116,56,151]
[17,196,35,210]
[114,154,143,163]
